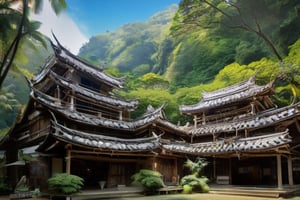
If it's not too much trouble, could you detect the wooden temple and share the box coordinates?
[0,39,188,191]
[173,76,300,187]
[1,37,300,192]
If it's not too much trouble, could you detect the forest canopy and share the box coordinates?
[0,0,300,129]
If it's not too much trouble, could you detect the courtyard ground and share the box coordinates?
[2,193,299,200]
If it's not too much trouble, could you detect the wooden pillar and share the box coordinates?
[66,149,71,174]
[213,157,216,182]
[276,155,282,188]
[174,159,178,184]
[229,158,232,184]
[287,155,294,185]
[70,95,74,111]
[193,115,197,128]
[202,112,206,125]
[119,111,123,120]
[55,85,61,105]
[251,102,255,114]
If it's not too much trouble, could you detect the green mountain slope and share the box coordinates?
[79,1,300,89]
[79,5,178,75]
[1,1,300,129]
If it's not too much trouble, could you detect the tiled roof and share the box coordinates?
[189,102,300,136]
[162,130,291,155]
[50,121,160,151]
[49,70,138,110]
[53,44,125,89]
[30,87,165,130]
[180,76,274,114]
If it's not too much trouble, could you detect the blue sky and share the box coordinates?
[66,0,180,36]
[31,0,180,54]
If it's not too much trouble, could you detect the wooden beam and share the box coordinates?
[72,154,144,163]
[70,149,156,157]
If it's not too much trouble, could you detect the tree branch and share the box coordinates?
[0,0,28,88]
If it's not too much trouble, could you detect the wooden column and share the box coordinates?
[229,158,232,184]
[287,155,294,185]
[70,95,74,111]
[213,157,216,183]
[276,155,282,188]
[119,111,123,120]
[174,159,178,184]
[55,85,61,105]
[251,102,255,114]
[202,112,206,125]
[66,149,71,174]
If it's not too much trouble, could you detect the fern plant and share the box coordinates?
[131,169,164,193]
[47,173,84,195]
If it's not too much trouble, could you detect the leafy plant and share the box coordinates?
[182,184,192,194]
[15,185,29,193]
[32,188,41,198]
[47,173,84,195]
[131,169,164,193]
[180,158,209,193]
[0,176,12,195]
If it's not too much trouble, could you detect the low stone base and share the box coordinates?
[9,192,32,199]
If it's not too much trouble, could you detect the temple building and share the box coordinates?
[0,38,188,190]
[166,76,300,187]
[1,37,300,191]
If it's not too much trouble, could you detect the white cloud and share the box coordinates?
[30,1,89,55]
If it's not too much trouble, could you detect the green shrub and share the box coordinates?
[180,158,209,193]
[47,173,84,195]
[131,169,164,193]
[0,176,12,195]
[182,184,193,194]
[14,185,29,193]
[32,188,41,198]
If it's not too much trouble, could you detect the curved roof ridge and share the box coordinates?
[162,129,291,155]
[201,75,256,101]
[51,34,126,89]
[180,76,274,113]
[52,120,160,142]
[30,88,165,131]
[48,70,138,110]
[189,102,300,136]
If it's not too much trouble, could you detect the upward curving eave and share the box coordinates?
[30,87,165,131]
[180,76,274,114]
[162,129,291,156]
[189,102,300,136]
[52,42,126,89]
[48,70,138,110]
[36,120,161,152]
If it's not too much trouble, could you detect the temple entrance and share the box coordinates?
[231,157,278,186]
[107,162,137,187]
[71,159,109,188]
[71,158,138,189]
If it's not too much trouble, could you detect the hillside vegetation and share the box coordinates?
[79,0,300,123]
[1,0,300,129]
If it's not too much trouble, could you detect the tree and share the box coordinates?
[0,0,66,88]
[171,0,300,62]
